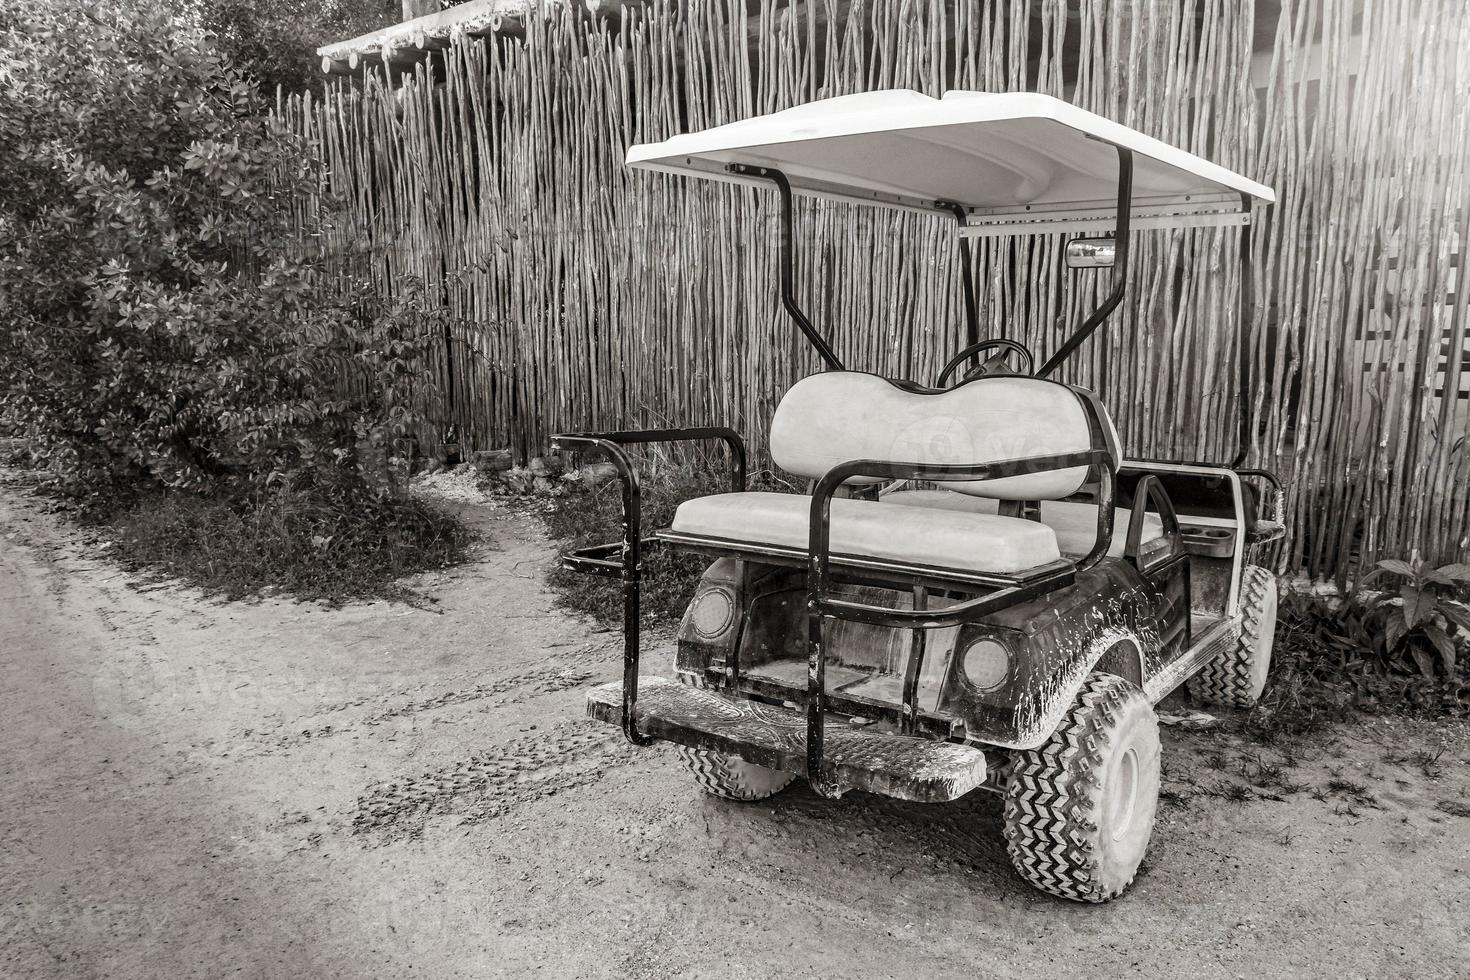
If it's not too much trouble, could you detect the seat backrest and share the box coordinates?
[768,372,1119,501]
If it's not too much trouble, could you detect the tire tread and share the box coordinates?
[1002,673,1152,903]
[677,746,793,801]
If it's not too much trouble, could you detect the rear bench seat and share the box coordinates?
[669,491,1060,574]
[663,372,1132,578]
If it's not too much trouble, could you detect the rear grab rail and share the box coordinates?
[550,427,746,747]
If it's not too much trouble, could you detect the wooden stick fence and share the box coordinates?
[276,0,1470,584]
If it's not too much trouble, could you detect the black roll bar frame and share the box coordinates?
[1036,145,1135,378]
[726,163,844,371]
[938,200,981,363]
[720,149,1269,480]
[549,427,746,747]
[723,149,1143,392]
[1230,193,1257,469]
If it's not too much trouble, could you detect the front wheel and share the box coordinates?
[1188,564,1278,708]
[1002,672,1161,902]
[677,746,793,801]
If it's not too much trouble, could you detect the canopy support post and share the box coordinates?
[937,201,981,370]
[1230,193,1256,469]
[1037,145,1134,378]
[727,164,844,371]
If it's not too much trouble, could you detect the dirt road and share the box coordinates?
[2,473,1468,979]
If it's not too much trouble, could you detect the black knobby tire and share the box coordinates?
[1002,673,1161,903]
[673,671,793,801]
[1188,564,1278,708]
[676,746,794,801]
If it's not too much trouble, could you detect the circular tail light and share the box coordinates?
[688,587,736,639]
[962,637,1010,693]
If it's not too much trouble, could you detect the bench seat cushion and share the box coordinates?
[668,491,1061,575]
[881,489,1163,558]
[768,372,1117,501]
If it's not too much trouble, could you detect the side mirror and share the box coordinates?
[1065,237,1116,269]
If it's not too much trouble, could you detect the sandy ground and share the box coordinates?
[2,471,1469,980]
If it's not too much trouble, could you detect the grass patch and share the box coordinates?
[1277,590,1470,717]
[1233,648,1358,743]
[530,448,797,627]
[1206,587,1466,755]
[104,489,472,605]
[0,436,31,467]
[1238,591,1470,736]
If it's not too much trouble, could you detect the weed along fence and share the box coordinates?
[276,0,1470,583]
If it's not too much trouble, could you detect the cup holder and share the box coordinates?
[1179,523,1236,556]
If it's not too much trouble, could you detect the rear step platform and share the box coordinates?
[586,677,987,803]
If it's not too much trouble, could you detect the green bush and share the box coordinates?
[0,0,470,600]
[1356,557,1470,676]
[196,0,399,96]
[0,0,432,509]
[1272,561,1470,719]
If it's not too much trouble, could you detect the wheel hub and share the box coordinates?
[1109,746,1139,842]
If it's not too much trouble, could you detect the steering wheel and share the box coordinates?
[936,339,1034,387]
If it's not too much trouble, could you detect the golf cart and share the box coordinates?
[555,90,1282,903]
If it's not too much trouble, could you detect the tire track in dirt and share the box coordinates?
[362,663,597,726]
[241,656,610,755]
[350,718,642,843]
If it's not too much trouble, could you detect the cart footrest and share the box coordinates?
[586,677,987,802]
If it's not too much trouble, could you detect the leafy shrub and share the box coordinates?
[1272,566,1470,719]
[0,0,468,599]
[0,0,429,508]
[1275,560,1469,681]
[1357,557,1470,676]
[196,0,399,95]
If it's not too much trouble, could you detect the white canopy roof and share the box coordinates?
[626,90,1275,235]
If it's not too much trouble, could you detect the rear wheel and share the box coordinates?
[1002,673,1161,903]
[1188,564,1278,708]
[677,746,793,801]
